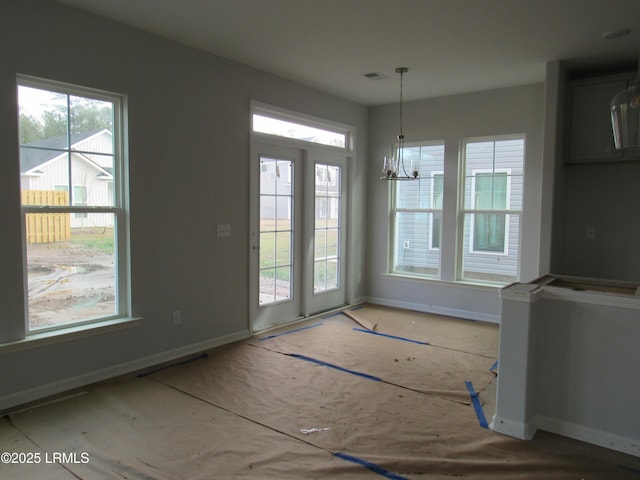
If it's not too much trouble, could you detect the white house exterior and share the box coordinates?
[20,129,114,229]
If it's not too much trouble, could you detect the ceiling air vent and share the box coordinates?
[362,72,387,81]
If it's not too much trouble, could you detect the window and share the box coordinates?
[461,138,523,283]
[391,144,444,277]
[252,111,348,150]
[389,136,524,285]
[18,75,129,332]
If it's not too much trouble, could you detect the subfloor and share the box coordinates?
[2,305,639,479]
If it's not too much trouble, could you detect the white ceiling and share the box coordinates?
[52,0,639,106]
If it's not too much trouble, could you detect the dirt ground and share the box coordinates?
[26,241,115,329]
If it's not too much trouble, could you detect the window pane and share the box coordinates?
[314,229,327,260]
[473,213,506,252]
[18,86,68,145]
[474,173,507,210]
[462,213,520,283]
[19,86,116,209]
[431,174,443,249]
[314,261,327,292]
[259,157,293,305]
[26,219,116,329]
[275,231,291,266]
[396,145,444,209]
[69,95,113,145]
[253,114,346,148]
[394,211,439,277]
[314,163,341,293]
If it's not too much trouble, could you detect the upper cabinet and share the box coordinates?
[566,73,639,163]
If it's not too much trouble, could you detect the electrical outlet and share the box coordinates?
[216,224,231,237]
[172,310,182,326]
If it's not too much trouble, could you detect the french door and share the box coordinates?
[250,142,347,332]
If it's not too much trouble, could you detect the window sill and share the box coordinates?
[381,272,508,291]
[0,317,142,355]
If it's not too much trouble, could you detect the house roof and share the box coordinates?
[20,128,112,176]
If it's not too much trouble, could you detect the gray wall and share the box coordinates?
[549,61,640,282]
[366,84,546,321]
[559,162,640,281]
[0,0,367,408]
[534,297,640,450]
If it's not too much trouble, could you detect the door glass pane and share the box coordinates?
[314,164,341,293]
[259,157,293,305]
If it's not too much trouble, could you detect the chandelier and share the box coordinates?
[611,50,640,150]
[381,67,419,180]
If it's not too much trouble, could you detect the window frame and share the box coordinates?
[17,74,130,335]
[429,171,444,251]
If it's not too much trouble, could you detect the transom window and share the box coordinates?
[252,111,348,149]
[18,75,129,332]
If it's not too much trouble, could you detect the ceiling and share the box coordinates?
[52,0,639,106]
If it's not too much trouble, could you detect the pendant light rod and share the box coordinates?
[396,66,407,142]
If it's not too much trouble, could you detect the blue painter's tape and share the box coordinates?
[259,322,323,341]
[489,359,498,372]
[465,381,489,429]
[321,311,345,319]
[349,305,365,311]
[289,354,381,382]
[353,327,430,345]
[334,452,410,480]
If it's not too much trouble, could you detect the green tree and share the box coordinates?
[42,108,67,139]
[19,111,44,144]
[70,98,112,134]
[19,99,112,145]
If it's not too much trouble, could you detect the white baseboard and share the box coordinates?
[364,296,501,324]
[0,329,250,413]
[490,414,537,440]
[535,415,640,458]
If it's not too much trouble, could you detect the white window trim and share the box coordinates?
[429,171,443,251]
[17,74,132,336]
[468,168,512,256]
